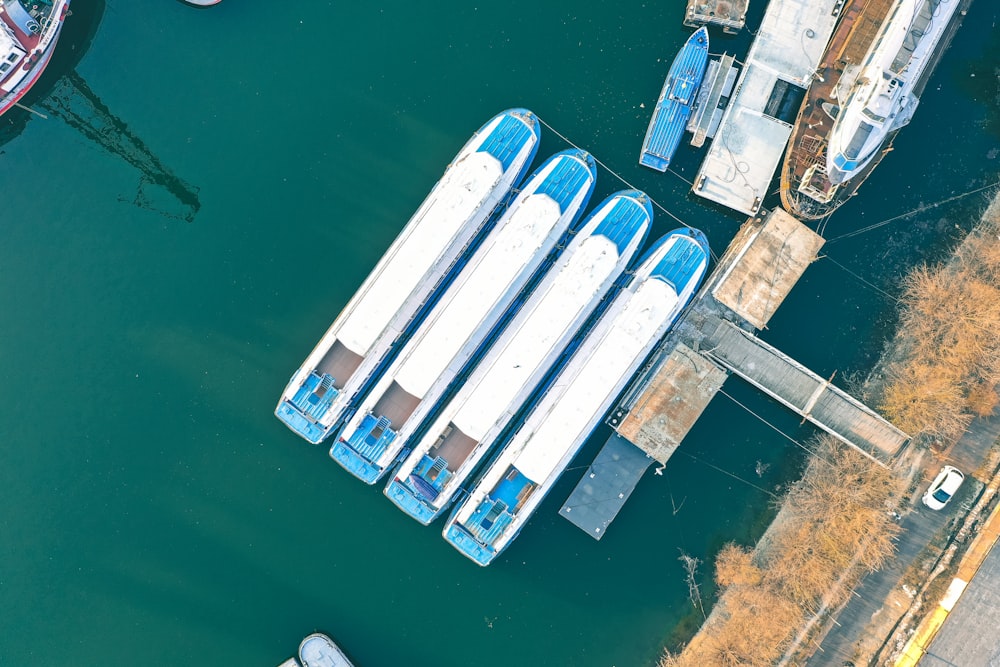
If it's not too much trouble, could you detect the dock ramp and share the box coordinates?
[701,319,909,463]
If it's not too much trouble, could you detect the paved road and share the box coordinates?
[805,407,1000,667]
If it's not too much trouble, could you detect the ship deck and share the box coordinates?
[692,0,842,215]
[639,29,708,172]
[780,0,896,219]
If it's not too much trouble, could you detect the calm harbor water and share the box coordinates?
[1,1,997,665]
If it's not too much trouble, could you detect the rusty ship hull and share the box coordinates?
[780,0,971,221]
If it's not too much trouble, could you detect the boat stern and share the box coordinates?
[329,438,387,484]
[443,523,497,567]
[275,401,328,444]
[384,478,440,525]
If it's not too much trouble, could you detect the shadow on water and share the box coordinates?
[0,0,201,222]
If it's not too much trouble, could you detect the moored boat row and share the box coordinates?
[276,109,710,563]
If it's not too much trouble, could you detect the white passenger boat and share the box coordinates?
[275,110,540,444]
[443,228,710,566]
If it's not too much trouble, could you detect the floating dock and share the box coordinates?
[692,0,843,215]
[684,0,749,34]
[562,208,910,539]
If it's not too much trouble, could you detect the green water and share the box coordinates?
[1,1,996,664]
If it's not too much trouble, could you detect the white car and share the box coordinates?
[922,465,965,510]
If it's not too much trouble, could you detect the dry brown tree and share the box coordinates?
[660,436,904,667]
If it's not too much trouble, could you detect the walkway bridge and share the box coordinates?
[700,317,909,463]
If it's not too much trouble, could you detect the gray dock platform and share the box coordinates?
[687,54,738,148]
[559,434,653,540]
[692,0,842,215]
[701,319,909,462]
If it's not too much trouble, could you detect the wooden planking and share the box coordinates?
[711,208,824,329]
[615,343,727,464]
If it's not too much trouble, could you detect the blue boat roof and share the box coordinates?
[639,27,710,172]
[644,228,710,291]
[531,150,597,214]
[476,109,541,173]
[586,191,653,255]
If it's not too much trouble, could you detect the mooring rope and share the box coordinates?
[825,180,1000,243]
[536,115,721,262]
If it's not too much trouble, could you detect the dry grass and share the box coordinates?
[878,201,1000,441]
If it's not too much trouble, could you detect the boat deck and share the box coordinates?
[639,28,708,172]
[692,0,842,215]
[779,0,896,218]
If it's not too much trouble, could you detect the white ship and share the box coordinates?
[827,0,963,185]
[384,190,653,524]
[275,110,540,444]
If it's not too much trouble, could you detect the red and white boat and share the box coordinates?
[0,0,71,117]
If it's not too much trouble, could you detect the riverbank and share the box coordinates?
[660,189,1000,666]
